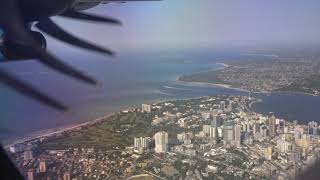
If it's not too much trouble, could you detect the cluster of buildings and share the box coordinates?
[7,95,320,179]
[214,60,317,93]
[131,96,320,179]
[9,144,136,180]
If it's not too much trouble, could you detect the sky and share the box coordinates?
[50,0,320,51]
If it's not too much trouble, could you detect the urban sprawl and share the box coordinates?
[8,95,320,180]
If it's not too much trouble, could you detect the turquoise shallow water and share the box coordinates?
[0,49,319,143]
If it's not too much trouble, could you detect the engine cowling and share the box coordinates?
[1,31,46,61]
[70,1,100,11]
[18,0,74,22]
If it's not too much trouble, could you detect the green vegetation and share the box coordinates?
[40,111,156,149]
[277,75,320,95]
[40,105,188,150]
[179,70,230,85]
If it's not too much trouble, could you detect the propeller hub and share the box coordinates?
[2,31,47,60]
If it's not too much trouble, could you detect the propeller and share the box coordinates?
[0,0,99,111]
[36,50,98,85]
[35,18,115,56]
[0,69,67,111]
[60,11,121,25]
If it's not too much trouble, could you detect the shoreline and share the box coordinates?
[3,62,232,147]
[6,63,319,148]
[177,63,320,97]
[176,62,250,93]
[5,112,115,148]
[175,80,250,93]
[6,93,219,148]
[5,96,205,148]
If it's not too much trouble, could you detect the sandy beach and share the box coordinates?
[176,62,250,93]
[5,113,115,148]
[176,80,250,93]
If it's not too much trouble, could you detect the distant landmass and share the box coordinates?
[179,51,320,95]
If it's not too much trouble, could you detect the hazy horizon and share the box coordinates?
[46,0,320,52]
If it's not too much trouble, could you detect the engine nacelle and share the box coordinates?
[18,0,74,22]
[1,31,46,61]
[70,1,100,11]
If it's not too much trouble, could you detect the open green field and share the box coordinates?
[40,111,155,149]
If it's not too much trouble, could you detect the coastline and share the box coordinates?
[176,63,320,97]
[5,96,206,148]
[7,63,319,148]
[6,92,222,148]
[4,62,233,147]
[176,80,250,93]
[5,112,115,148]
[176,62,250,93]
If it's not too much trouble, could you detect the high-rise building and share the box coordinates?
[226,100,233,112]
[211,115,222,128]
[253,123,260,135]
[141,104,151,113]
[260,125,268,138]
[277,138,293,153]
[265,147,273,160]
[278,120,286,133]
[24,149,33,161]
[308,121,318,136]
[294,126,304,140]
[209,126,216,138]
[134,137,151,154]
[63,172,71,180]
[39,160,46,173]
[220,101,226,111]
[268,115,276,135]
[244,122,251,133]
[27,169,34,180]
[223,121,234,146]
[234,124,242,147]
[154,131,168,153]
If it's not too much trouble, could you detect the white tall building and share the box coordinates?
[141,104,151,113]
[277,138,293,153]
[294,126,304,140]
[134,137,151,154]
[234,124,242,147]
[24,149,33,161]
[223,121,234,146]
[203,125,216,138]
[177,132,193,143]
[209,127,216,138]
[154,131,168,153]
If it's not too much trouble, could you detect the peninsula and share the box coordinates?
[179,50,320,95]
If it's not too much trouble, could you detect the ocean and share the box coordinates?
[0,49,319,144]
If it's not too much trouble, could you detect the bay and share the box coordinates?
[0,49,318,143]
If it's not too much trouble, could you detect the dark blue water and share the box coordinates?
[0,49,319,143]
